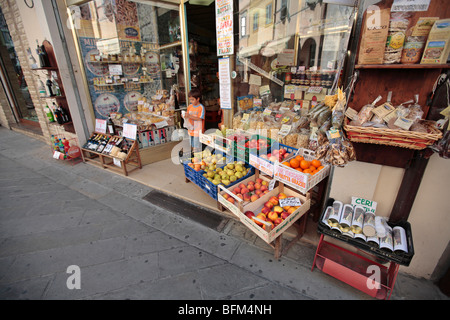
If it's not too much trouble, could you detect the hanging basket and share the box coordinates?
[343,118,443,150]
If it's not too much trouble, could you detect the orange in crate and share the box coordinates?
[289,158,300,168]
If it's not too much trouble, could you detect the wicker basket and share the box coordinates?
[343,118,442,150]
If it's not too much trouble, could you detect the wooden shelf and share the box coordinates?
[81,134,142,176]
[355,64,450,69]
[31,67,58,71]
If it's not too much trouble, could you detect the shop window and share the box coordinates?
[0,6,39,128]
[253,12,259,31]
[69,0,185,122]
[266,4,273,25]
[235,0,355,112]
[241,15,247,37]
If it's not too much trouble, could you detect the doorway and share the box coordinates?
[0,6,41,134]
[185,1,220,130]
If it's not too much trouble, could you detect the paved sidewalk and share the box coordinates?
[0,127,447,301]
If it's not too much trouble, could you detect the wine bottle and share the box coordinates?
[38,79,47,97]
[44,104,55,122]
[47,76,55,97]
[107,114,116,135]
[59,104,70,123]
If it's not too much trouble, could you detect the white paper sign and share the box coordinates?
[391,0,430,11]
[113,158,122,167]
[95,119,107,134]
[108,64,123,76]
[351,197,377,214]
[122,122,137,140]
[279,197,302,207]
[219,57,232,109]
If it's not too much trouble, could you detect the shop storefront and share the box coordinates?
[2,0,449,297]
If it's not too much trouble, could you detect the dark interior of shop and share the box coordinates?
[186,2,220,130]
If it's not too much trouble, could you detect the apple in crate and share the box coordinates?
[264,201,274,209]
[267,211,278,222]
[244,211,255,219]
[281,211,290,220]
[273,206,283,214]
[278,193,287,199]
[273,217,284,226]
[261,206,270,215]
[253,213,267,226]
[268,196,279,206]
[251,194,259,202]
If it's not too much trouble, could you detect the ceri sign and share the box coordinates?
[351,196,377,214]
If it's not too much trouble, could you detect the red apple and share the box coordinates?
[273,217,284,225]
[281,211,290,220]
[239,183,246,190]
[248,181,255,185]
[244,211,255,219]
[253,213,267,226]
[254,183,261,190]
[241,187,249,194]
[223,193,229,199]
[264,201,274,209]
[278,193,287,199]
[256,178,263,184]
[251,194,259,202]
[243,193,251,202]
[279,148,286,156]
[261,206,270,215]
[263,190,270,194]
[228,197,235,204]
[233,187,241,194]
[269,196,279,206]
[267,211,278,222]
[260,185,268,192]
[273,206,283,214]
[255,189,262,195]
[284,153,290,159]
[236,193,244,200]
[247,184,255,192]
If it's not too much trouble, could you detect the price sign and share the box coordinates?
[154,120,168,129]
[268,178,276,191]
[279,197,302,208]
[95,119,107,134]
[123,122,137,140]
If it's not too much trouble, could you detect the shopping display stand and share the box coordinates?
[81,134,142,176]
[217,169,311,259]
[312,234,400,300]
[311,203,414,300]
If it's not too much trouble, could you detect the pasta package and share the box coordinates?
[358,7,391,64]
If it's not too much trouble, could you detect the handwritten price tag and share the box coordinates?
[274,165,307,189]
[279,197,302,207]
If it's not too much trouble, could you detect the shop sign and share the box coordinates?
[123,122,137,140]
[351,197,377,214]
[274,165,307,189]
[216,0,234,56]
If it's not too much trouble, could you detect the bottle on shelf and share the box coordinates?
[46,76,56,97]
[107,114,116,135]
[44,104,55,122]
[53,102,63,124]
[38,79,47,97]
[51,76,61,96]
[59,104,70,123]
[36,40,51,68]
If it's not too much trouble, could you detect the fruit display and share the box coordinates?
[221,177,269,204]
[281,154,324,175]
[186,149,226,172]
[243,192,301,230]
[202,160,251,186]
[259,146,292,163]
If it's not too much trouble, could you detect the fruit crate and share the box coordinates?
[218,174,311,244]
[199,164,255,200]
[274,148,331,194]
[250,143,298,177]
[234,134,272,164]
[182,153,255,200]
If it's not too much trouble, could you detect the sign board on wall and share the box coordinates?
[216,0,234,56]
[219,57,232,109]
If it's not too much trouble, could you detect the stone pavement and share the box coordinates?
[0,126,447,301]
